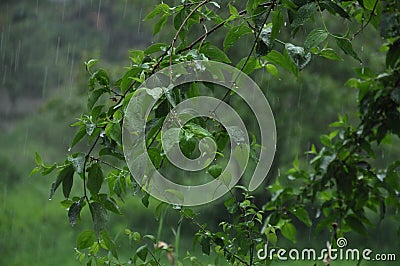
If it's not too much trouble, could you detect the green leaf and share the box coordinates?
[120,67,142,94]
[200,236,211,255]
[320,1,350,19]
[34,152,43,166]
[266,64,279,78]
[265,50,298,77]
[71,126,86,149]
[87,163,104,195]
[148,147,162,168]
[62,166,74,198]
[179,134,197,158]
[85,59,99,71]
[68,200,82,226]
[318,48,342,61]
[345,215,367,235]
[141,192,150,208]
[285,43,312,70]
[105,122,122,146]
[89,202,109,236]
[281,222,297,243]
[291,207,312,227]
[88,89,104,109]
[291,3,317,34]
[223,24,252,51]
[144,3,170,20]
[228,4,239,17]
[271,10,283,42]
[364,0,377,11]
[144,43,169,55]
[153,14,169,36]
[185,123,212,137]
[200,43,231,63]
[136,244,148,261]
[50,165,74,199]
[89,69,110,91]
[304,29,328,51]
[335,37,361,62]
[101,230,118,259]
[208,164,223,178]
[129,50,144,65]
[77,230,96,250]
[236,56,258,75]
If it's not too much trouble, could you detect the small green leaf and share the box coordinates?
[236,56,258,75]
[320,1,350,19]
[200,236,211,255]
[200,43,231,63]
[34,152,43,166]
[223,24,252,51]
[335,37,361,62]
[266,64,279,78]
[304,29,328,51]
[101,230,118,259]
[153,14,169,36]
[281,222,297,243]
[88,89,104,109]
[228,4,239,17]
[144,3,170,20]
[77,230,96,250]
[50,165,74,199]
[68,200,82,226]
[364,0,377,11]
[185,123,212,137]
[85,59,98,71]
[291,207,312,227]
[62,166,74,198]
[87,163,104,195]
[144,43,169,55]
[291,3,317,34]
[89,202,109,236]
[105,123,122,146]
[136,244,148,261]
[271,10,283,42]
[208,164,223,178]
[120,67,142,94]
[142,192,150,208]
[129,50,144,65]
[264,50,298,77]
[318,48,342,61]
[71,126,86,149]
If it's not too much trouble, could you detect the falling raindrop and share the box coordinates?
[42,66,48,99]
[97,0,102,30]
[14,40,21,72]
[55,36,60,65]
[138,7,143,33]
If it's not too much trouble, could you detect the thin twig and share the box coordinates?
[351,0,379,40]
[82,135,101,201]
[169,0,210,82]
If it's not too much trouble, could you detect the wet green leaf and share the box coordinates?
[77,230,96,250]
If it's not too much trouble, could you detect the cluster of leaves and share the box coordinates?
[33,0,399,265]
